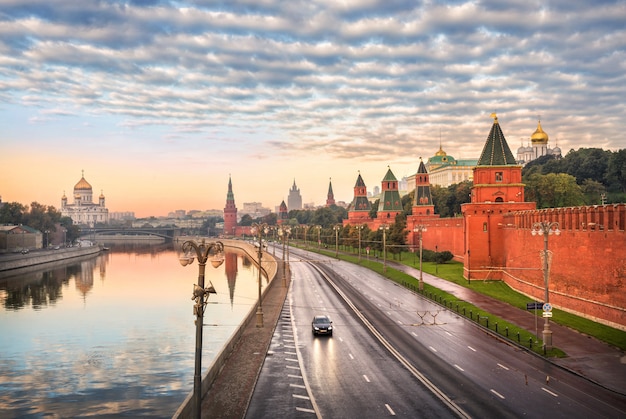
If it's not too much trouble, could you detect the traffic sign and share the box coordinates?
[543,311,553,318]
[543,303,552,312]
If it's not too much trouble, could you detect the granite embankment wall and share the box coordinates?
[173,239,280,419]
[0,245,102,272]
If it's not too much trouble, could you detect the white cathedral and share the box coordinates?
[61,171,109,226]
[516,120,562,165]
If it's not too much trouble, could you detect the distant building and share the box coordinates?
[326,179,336,206]
[241,202,271,218]
[61,171,109,226]
[516,120,562,165]
[421,146,477,188]
[287,180,303,210]
[223,176,238,236]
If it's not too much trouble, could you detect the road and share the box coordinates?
[247,247,626,418]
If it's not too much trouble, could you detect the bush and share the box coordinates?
[421,249,454,263]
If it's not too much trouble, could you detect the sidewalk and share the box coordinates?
[201,271,291,419]
[389,261,626,395]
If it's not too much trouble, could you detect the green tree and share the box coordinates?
[525,173,585,208]
[581,179,607,205]
[0,201,27,225]
[607,149,626,193]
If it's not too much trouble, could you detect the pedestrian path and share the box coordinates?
[389,261,626,395]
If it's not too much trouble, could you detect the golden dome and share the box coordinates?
[74,172,93,191]
[531,121,549,144]
[434,146,447,157]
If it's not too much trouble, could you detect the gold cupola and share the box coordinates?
[531,120,549,145]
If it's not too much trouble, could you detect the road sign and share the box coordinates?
[526,302,543,310]
[543,311,553,318]
[543,303,552,312]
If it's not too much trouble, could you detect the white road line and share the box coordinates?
[348,353,354,360]
[429,346,437,352]
[445,331,452,336]
[411,331,418,337]
[293,394,311,400]
[290,383,306,389]
[385,404,396,415]
[286,365,300,370]
[285,351,297,355]
[286,358,299,362]
[363,375,370,383]
[295,407,316,413]
[397,320,403,324]
[490,389,505,399]
[287,374,303,379]
[497,363,509,370]
[467,346,476,352]
[542,387,559,397]
[454,364,464,372]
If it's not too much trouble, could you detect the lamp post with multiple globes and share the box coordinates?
[178,238,224,419]
[356,225,365,262]
[413,224,427,291]
[251,223,269,327]
[276,225,291,287]
[333,225,341,257]
[531,221,561,351]
[379,224,389,272]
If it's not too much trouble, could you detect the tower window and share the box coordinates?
[495,172,503,182]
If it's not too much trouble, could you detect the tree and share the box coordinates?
[581,179,607,205]
[607,149,626,193]
[0,201,27,225]
[525,173,585,208]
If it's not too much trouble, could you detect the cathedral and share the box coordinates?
[516,120,562,165]
[61,171,109,226]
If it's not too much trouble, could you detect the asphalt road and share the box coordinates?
[247,247,626,418]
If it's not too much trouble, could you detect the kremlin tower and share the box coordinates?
[223,176,238,236]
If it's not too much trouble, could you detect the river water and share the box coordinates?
[0,241,263,418]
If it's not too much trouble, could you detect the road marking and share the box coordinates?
[287,374,302,379]
[385,404,396,415]
[397,320,403,324]
[293,394,310,400]
[445,331,452,336]
[490,389,505,399]
[411,331,418,337]
[295,407,316,413]
[348,353,354,360]
[286,358,299,362]
[454,364,464,371]
[542,387,558,397]
[363,375,370,382]
[429,346,437,352]
[286,365,300,370]
[290,383,306,389]
[285,351,297,355]
[467,346,476,352]
[497,363,509,370]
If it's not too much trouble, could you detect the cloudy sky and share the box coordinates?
[1,0,625,218]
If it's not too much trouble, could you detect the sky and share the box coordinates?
[1,0,625,218]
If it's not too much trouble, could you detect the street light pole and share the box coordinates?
[252,223,269,327]
[316,225,321,250]
[333,225,341,258]
[379,224,389,272]
[357,225,364,262]
[531,221,561,351]
[413,225,427,291]
[179,238,224,419]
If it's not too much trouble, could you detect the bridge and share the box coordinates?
[82,227,182,241]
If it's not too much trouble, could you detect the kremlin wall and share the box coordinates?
[224,114,626,330]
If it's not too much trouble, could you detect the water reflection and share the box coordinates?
[0,243,263,418]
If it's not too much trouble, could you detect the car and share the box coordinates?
[311,315,333,336]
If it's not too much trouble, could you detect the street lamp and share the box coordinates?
[62,229,67,248]
[251,223,269,327]
[276,226,291,287]
[413,225,427,291]
[356,225,365,262]
[316,225,322,249]
[179,238,224,419]
[531,221,561,351]
[44,230,50,249]
[333,225,341,257]
[379,224,389,272]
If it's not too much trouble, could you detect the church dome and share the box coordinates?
[74,174,93,191]
[531,121,549,144]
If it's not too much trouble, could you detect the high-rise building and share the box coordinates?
[287,179,302,210]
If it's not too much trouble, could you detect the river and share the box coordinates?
[0,241,263,418]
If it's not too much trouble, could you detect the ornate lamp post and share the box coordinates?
[276,226,291,286]
[531,221,561,351]
[333,225,341,257]
[379,224,389,272]
[356,225,365,262]
[315,225,322,249]
[251,223,269,327]
[44,230,50,249]
[413,224,427,291]
[62,229,67,248]
[179,238,224,419]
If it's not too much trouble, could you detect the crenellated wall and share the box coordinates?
[419,203,626,329]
